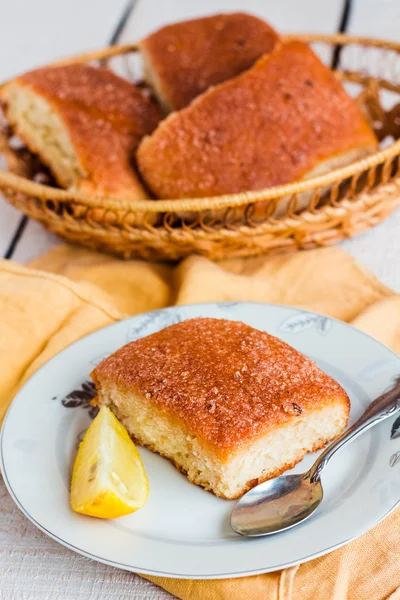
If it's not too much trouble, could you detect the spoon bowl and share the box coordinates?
[231,474,323,536]
[231,377,400,537]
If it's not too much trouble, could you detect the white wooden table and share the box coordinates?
[1,1,399,598]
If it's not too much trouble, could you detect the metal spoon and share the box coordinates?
[231,377,400,537]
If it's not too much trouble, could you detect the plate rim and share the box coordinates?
[1,301,400,579]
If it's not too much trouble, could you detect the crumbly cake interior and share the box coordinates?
[141,54,171,114]
[96,381,348,500]
[3,83,82,187]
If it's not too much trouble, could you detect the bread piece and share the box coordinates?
[92,317,350,500]
[137,41,377,203]
[138,12,279,112]
[1,64,163,200]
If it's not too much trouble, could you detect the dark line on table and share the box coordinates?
[3,215,29,259]
[108,0,135,45]
[331,0,353,69]
[2,0,135,261]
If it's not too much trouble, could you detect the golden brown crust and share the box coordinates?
[139,12,279,110]
[2,64,163,199]
[137,41,377,200]
[92,317,350,459]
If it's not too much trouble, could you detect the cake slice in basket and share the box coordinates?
[138,12,279,112]
[0,64,163,200]
[137,41,377,202]
[91,317,350,500]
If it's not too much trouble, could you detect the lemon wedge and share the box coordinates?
[70,406,149,518]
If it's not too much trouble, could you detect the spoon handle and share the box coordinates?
[308,376,400,483]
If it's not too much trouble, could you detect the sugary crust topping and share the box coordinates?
[93,317,349,456]
[137,41,377,199]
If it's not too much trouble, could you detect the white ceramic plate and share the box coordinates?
[2,302,400,579]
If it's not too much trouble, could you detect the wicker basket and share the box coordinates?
[2,33,400,261]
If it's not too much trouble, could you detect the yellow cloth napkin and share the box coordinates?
[2,244,400,600]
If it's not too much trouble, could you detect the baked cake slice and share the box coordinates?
[0,64,163,200]
[139,12,279,111]
[92,318,350,499]
[137,41,377,201]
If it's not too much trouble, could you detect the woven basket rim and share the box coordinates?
[1,32,400,214]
